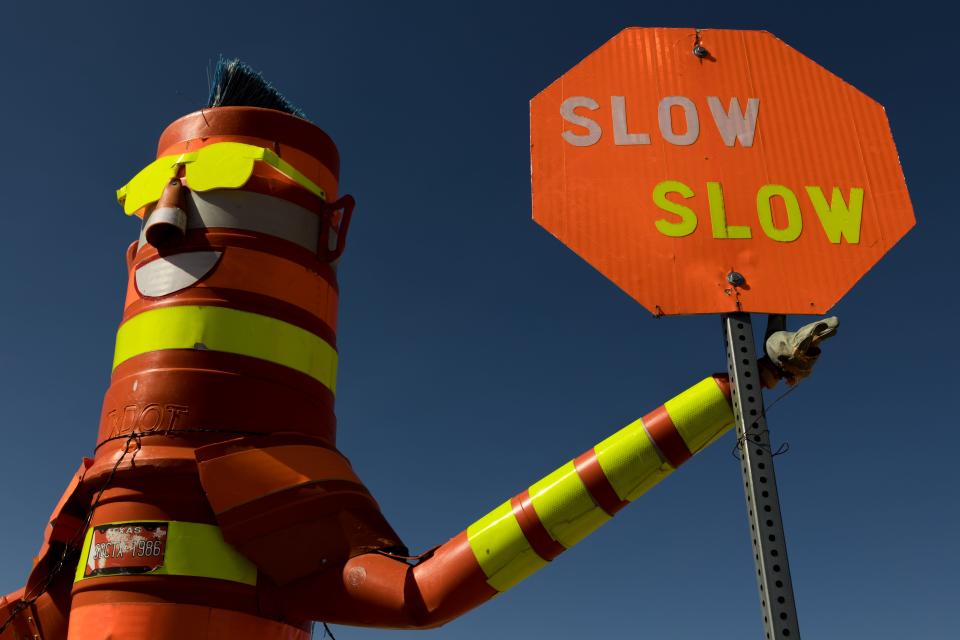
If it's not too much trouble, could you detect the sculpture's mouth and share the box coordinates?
[134,250,223,298]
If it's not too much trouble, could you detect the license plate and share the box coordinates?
[83,522,168,577]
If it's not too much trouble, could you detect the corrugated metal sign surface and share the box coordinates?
[530,28,914,315]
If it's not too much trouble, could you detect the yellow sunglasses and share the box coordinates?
[116,141,327,215]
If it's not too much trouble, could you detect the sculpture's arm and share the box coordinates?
[277,375,734,628]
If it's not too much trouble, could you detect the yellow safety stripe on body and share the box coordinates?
[113,306,338,393]
[663,378,735,455]
[74,521,257,586]
[594,416,675,502]
[466,500,547,592]
[528,461,611,548]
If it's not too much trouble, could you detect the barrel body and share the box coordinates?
[68,107,383,639]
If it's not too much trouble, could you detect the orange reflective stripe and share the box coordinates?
[642,405,693,468]
[573,449,629,516]
[127,245,338,332]
[509,490,565,561]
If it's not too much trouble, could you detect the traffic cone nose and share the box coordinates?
[144,179,188,248]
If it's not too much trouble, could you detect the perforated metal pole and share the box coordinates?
[723,313,801,639]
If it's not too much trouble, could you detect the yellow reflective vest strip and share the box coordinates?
[664,377,735,455]
[74,521,257,585]
[113,305,338,393]
[466,376,734,592]
[595,415,675,502]
[466,500,547,592]
[528,461,611,549]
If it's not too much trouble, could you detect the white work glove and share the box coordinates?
[757,317,839,388]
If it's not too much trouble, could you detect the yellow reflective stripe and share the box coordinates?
[74,521,257,586]
[466,500,546,592]
[663,378,735,455]
[459,377,735,596]
[594,417,674,502]
[113,306,338,393]
[74,528,94,582]
[528,461,610,548]
[157,522,256,584]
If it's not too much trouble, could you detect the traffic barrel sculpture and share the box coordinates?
[1,61,771,639]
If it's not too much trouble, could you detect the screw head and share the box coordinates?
[727,271,746,287]
[693,45,709,58]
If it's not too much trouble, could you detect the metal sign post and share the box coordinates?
[723,313,801,639]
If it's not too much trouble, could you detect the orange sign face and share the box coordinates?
[530,28,914,315]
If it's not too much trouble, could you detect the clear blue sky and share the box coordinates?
[1,2,956,638]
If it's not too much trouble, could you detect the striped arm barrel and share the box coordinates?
[277,375,734,627]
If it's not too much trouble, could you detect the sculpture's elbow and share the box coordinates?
[279,532,496,629]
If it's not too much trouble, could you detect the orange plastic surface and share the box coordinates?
[67,602,310,640]
[125,242,340,332]
[196,439,405,585]
[24,460,92,604]
[196,441,362,514]
[277,531,497,628]
[530,28,914,314]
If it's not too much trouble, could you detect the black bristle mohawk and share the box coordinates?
[206,56,307,120]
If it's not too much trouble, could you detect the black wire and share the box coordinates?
[0,433,143,634]
[731,428,792,460]
[322,622,337,639]
[94,427,270,451]
[730,382,801,461]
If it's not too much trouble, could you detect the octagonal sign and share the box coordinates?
[530,28,914,315]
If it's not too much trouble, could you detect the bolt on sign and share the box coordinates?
[530,28,915,315]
